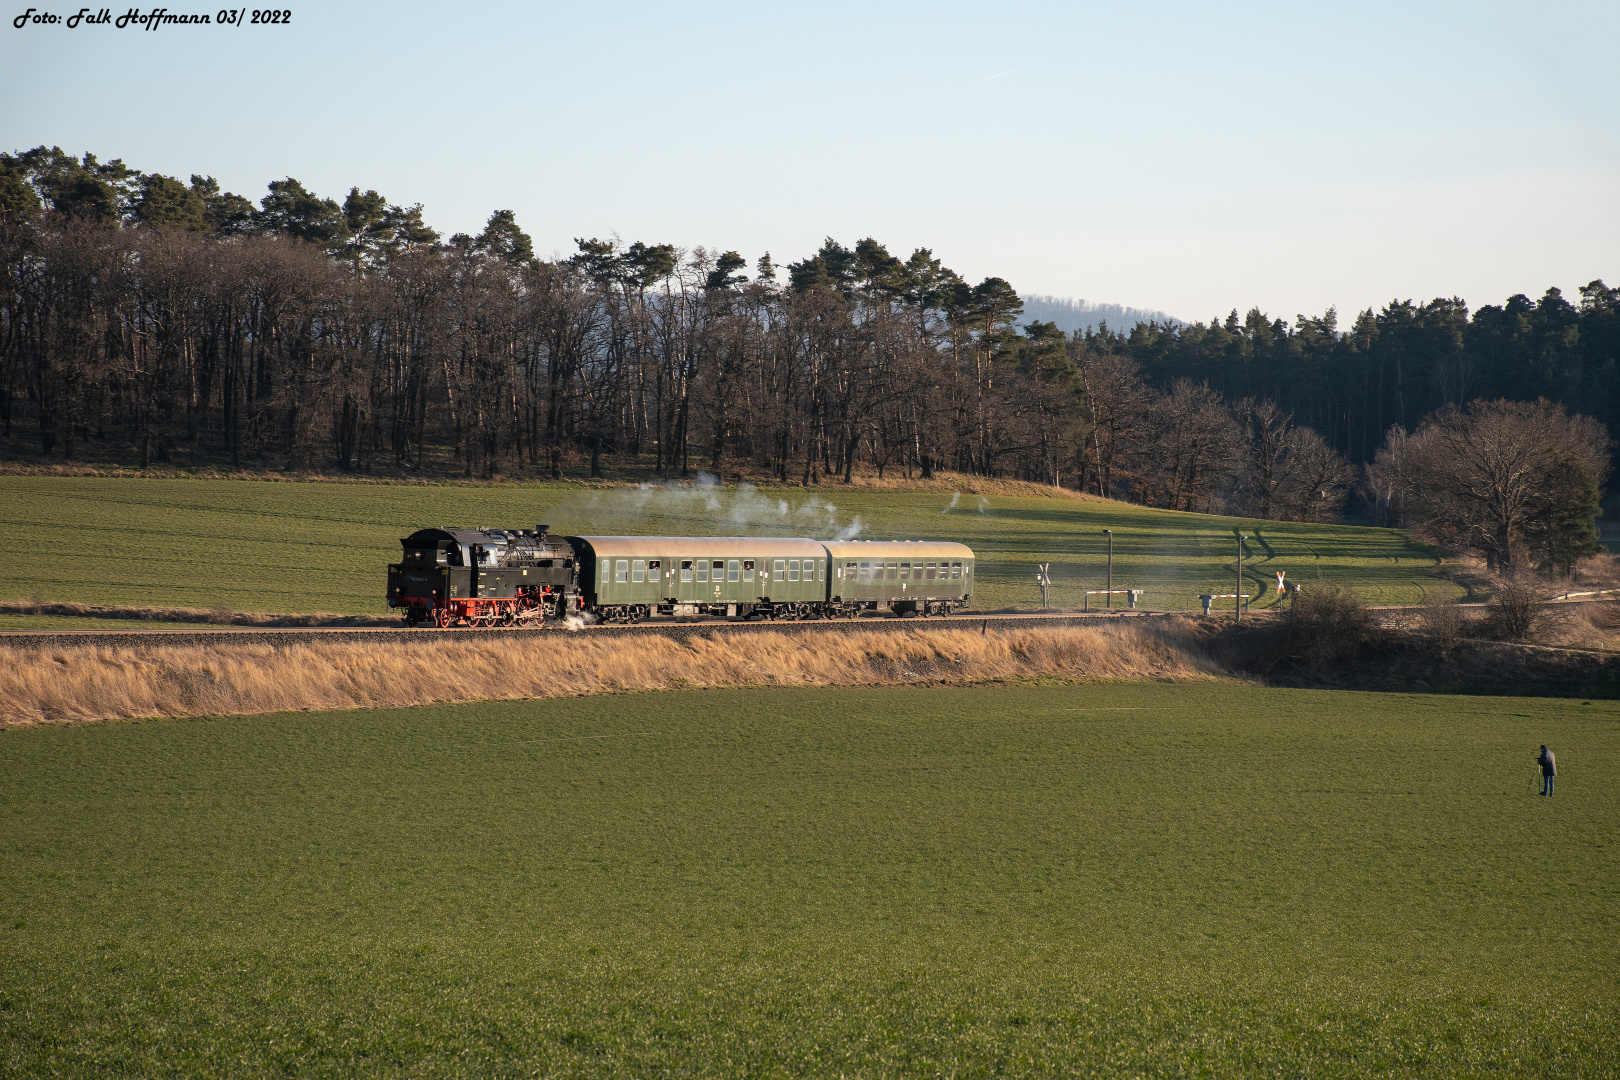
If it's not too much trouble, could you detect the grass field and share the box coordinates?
[0,475,1448,616]
[2,683,1614,1077]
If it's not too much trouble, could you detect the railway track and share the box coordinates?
[0,609,1174,651]
[4,594,1609,652]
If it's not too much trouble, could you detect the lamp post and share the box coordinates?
[1236,534,1247,622]
[1104,529,1113,608]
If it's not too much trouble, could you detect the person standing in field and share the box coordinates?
[1538,744,1556,797]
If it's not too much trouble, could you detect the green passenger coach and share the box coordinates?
[824,540,974,617]
[566,536,974,621]
[570,536,830,621]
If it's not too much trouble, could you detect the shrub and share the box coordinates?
[1489,574,1548,640]
[1284,584,1377,668]
[1418,592,1466,655]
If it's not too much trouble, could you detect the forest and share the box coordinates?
[2,146,1615,548]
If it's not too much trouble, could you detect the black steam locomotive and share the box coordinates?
[386,526,977,627]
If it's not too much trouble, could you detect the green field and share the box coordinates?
[0,476,1447,616]
[0,614,220,630]
[2,683,1614,1077]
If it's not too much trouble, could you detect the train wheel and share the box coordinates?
[434,607,452,628]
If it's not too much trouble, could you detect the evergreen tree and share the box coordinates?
[134,174,207,231]
[1522,455,1604,576]
[256,178,346,245]
[475,209,533,265]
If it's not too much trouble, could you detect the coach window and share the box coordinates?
[788,560,800,582]
[886,562,898,580]
[632,560,646,583]
[899,562,910,580]
[712,561,725,581]
[951,562,961,579]
[695,561,708,582]
[743,560,755,582]
[681,560,694,582]
[774,559,786,581]
[858,561,870,583]
[602,560,611,583]
[818,563,826,581]
[727,560,740,582]
[615,560,629,583]
[649,560,661,581]
[926,562,936,580]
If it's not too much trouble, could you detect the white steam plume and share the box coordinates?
[540,474,863,540]
[942,492,961,514]
[834,516,866,541]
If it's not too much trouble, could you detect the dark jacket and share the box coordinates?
[1539,748,1556,776]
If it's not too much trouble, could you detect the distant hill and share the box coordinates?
[1019,294,1183,335]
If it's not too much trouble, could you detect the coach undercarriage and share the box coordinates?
[587,599,960,624]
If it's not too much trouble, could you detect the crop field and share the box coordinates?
[0,475,1447,617]
[2,683,1614,1077]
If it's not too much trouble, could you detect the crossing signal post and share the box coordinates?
[1035,563,1051,608]
[1236,534,1247,622]
[1104,529,1113,608]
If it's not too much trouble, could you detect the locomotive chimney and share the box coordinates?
[538,524,549,537]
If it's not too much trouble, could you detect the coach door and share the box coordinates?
[677,557,700,603]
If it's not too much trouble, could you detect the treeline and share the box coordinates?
[0,147,1613,541]
[1082,287,1620,471]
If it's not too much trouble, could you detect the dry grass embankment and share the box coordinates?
[0,620,1226,727]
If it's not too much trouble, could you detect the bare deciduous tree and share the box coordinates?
[1372,398,1610,571]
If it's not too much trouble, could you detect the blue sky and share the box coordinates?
[3,0,1615,323]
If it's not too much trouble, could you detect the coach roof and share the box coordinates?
[821,540,974,562]
[568,536,831,559]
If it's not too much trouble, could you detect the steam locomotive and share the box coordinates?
[386,526,975,627]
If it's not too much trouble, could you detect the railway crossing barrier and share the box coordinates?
[1085,589,1142,611]
[1200,593,1249,616]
